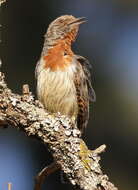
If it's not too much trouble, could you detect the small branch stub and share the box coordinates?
[22,84,30,95]
[0,0,6,6]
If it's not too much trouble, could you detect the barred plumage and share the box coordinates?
[35,15,96,134]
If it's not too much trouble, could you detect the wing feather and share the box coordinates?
[74,55,96,133]
[76,55,96,102]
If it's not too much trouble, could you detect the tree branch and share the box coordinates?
[0,71,118,190]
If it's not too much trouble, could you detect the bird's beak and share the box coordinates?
[68,17,86,26]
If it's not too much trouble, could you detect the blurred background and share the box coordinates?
[0,0,138,189]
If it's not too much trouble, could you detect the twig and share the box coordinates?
[34,162,60,190]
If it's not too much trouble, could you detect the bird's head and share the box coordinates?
[44,15,86,49]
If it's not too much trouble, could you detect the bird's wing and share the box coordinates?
[74,55,96,133]
[35,60,41,79]
[76,55,96,102]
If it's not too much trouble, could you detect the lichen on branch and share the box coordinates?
[0,72,118,190]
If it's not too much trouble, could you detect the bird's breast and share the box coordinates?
[37,58,78,117]
[43,40,73,71]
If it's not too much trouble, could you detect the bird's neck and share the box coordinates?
[43,39,74,71]
[41,30,77,57]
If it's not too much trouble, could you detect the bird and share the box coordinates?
[35,15,96,134]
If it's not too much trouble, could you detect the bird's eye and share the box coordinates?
[64,52,67,56]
